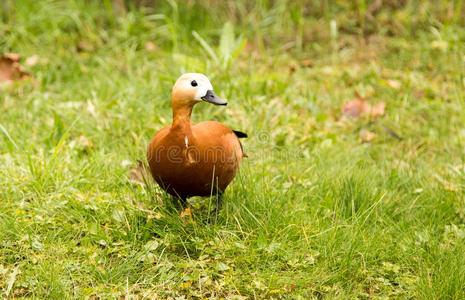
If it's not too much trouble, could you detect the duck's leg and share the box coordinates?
[175,196,194,219]
[209,192,224,218]
[179,196,188,208]
[170,195,187,209]
[215,192,224,213]
[206,193,224,223]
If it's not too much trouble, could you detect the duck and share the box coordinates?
[147,73,247,211]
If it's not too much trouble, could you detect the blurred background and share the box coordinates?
[1,0,464,157]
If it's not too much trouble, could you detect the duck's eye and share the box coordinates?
[191,80,198,87]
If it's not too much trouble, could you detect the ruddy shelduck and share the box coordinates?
[147,73,246,211]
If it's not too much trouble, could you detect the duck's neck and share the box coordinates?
[171,104,193,133]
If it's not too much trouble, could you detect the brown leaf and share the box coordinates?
[342,98,370,118]
[144,41,157,52]
[342,97,386,119]
[414,90,425,98]
[285,284,297,293]
[360,129,376,143]
[77,135,93,150]
[0,53,30,83]
[300,59,313,68]
[69,135,93,153]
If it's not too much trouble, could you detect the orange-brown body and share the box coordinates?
[147,73,245,201]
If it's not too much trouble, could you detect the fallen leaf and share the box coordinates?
[0,53,30,83]
[199,276,212,287]
[112,209,125,223]
[285,284,297,292]
[300,59,313,68]
[216,262,230,271]
[70,135,93,153]
[266,242,281,253]
[360,129,376,143]
[342,97,386,119]
[342,97,370,118]
[253,279,267,291]
[78,135,93,150]
[31,239,44,251]
[98,239,108,247]
[5,266,20,297]
[144,240,160,252]
[144,41,157,52]
[414,90,425,98]
[139,252,156,263]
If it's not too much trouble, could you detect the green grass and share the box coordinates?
[1,0,465,298]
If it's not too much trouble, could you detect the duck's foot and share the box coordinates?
[170,195,187,210]
[179,207,193,219]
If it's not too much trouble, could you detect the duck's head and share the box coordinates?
[171,73,227,107]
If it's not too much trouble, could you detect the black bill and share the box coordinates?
[201,90,227,106]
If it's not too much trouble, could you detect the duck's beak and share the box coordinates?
[201,90,227,106]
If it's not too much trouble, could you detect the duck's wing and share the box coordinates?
[193,122,248,158]
[233,130,248,138]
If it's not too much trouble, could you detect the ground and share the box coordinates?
[1,1,465,298]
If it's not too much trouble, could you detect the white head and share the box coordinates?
[171,73,227,107]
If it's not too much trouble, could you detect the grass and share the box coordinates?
[1,0,465,298]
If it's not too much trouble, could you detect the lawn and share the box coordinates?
[1,0,465,298]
